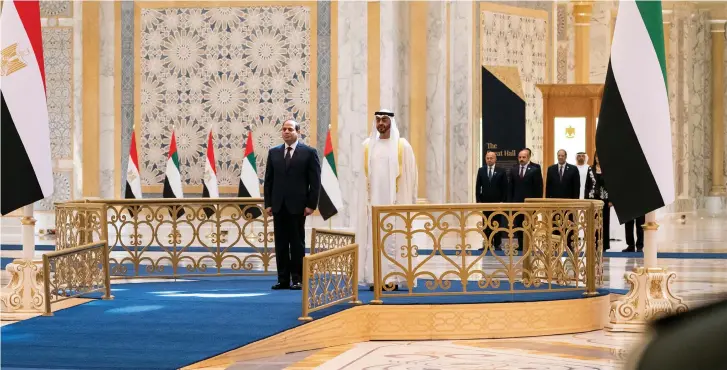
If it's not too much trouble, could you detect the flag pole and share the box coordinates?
[22,205,36,261]
[642,211,658,268]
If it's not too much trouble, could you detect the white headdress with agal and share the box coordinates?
[367,109,401,200]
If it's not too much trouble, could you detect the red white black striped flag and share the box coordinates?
[1,0,53,215]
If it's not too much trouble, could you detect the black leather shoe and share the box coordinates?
[290,282,302,290]
[272,282,290,290]
[622,246,636,252]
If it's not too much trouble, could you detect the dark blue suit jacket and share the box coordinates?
[264,142,321,214]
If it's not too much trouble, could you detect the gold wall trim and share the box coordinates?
[114,2,122,198]
[409,1,427,200]
[330,1,339,160]
[183,295,610,369]
[82,1,100,197]
[130,1,319,191]
[367,2,380,135]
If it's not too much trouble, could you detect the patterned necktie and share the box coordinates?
[559,165,563,180]
[285,146,292,169]
[488,167,493,180]
[519,166,524,179]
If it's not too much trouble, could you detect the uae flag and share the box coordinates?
[202,130,219,218]
[163,130,184,218]
[1,0,54,215]
[318,129,343,221]
[237,131,262,218]
[596,0,673,224]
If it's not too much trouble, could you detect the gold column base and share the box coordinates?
[1,259,46,320]
[605,267,688,333]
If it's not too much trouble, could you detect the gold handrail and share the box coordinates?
[310,228,356,254]
[42,240,112,316]
[371,200,603,303]
[299,243,360,321]
[55,199,274,279]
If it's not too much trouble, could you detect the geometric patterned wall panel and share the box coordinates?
[481,10,548,163]
[34,171,72,211]
[139,6,312,186]
[40,1,72,18]
[43,27,73,160]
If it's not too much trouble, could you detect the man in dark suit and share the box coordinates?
[508,149,544,250]
[545,149,580,199]
[476,150,508,250]
[545,149,581,249]
[525,147,541,170]
[623,215,645,252]
[264,120,321,290]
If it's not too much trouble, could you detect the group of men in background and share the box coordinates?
[475,148,644,252]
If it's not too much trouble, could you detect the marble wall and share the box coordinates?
[480,7,548,165]
[589,1,614,84]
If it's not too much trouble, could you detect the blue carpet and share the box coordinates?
[1,275,615,370]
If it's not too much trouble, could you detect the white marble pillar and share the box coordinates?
[336,1,368,228]
[379,1,409,139]
[589,1,614,83]
[448,1,474,203]
[426,2,447,204]
[99,1,115,199]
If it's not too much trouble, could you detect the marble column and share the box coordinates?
[426,1,447,204]
[99,1,115,199]
[589,1,613,83]
[447,1,474,203]
[409,1,427,201]
[379,0,409,138]
[709,19,726,196]
[336,1,368,227]
[573,1,593,83]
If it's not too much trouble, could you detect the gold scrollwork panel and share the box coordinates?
[42,241,112,316]
[300,244,359,321]
[99,198,273,278]
[370,200,603,302]
[310,228,356,254]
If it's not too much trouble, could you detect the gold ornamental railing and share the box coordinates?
[371,200,604,303]
[55,198,274,278]
[310,229,356,254]
[42,241,112,316]
[299,242,360,321]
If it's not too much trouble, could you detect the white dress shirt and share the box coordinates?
[285,140,299,158]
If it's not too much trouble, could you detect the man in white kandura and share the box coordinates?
[355,109,417,291]
[576,151,589,199]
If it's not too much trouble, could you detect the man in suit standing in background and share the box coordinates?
[264,120,322,290]
[545,149,581,249]
[476,150,508,251]
[508,149,544,251]
[546,149,580,200]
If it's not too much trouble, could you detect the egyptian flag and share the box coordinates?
[237,131,262,219]
[1,0,54,215]
[163,129,184,218]
[318,129,343,221]
[201,130,219,218]
[124,130,142,217]
[596,0,673,224]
